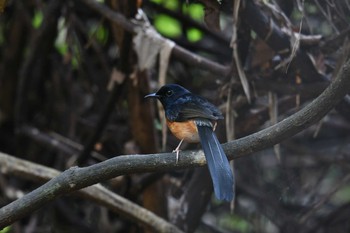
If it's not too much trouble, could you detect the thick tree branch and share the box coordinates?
[1,56,350,228]
[224,56,350,158]
[0,152,183,233]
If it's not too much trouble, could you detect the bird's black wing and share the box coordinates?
[169,94,223,121]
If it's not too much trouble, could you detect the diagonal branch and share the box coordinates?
[1,56,350,229]
[78,0,230,77]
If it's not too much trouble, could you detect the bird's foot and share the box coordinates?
[172,148,181,164]
[173,139,184,164]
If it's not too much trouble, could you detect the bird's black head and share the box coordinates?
[144,84,190,107]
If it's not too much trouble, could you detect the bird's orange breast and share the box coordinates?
[166,120,200,143]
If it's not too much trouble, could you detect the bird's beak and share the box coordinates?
[144,93,159,98]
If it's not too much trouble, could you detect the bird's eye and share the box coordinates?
[166,90,174,97]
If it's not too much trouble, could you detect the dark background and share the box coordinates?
[0,0,350,232]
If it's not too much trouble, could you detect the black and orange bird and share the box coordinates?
[145,84,234,201]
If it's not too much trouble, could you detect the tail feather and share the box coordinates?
[196,122,235,201]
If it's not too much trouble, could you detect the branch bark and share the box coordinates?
[0,152,183,233]
[1,55,350,229]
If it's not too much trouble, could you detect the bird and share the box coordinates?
[145,84,234,201]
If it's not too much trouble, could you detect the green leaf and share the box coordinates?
[55,18,68,55]
[220,214,252,232]
[154,14,181,38]
[184,3,204,21]
[0,226,11,233]
[96,26,108,43]
[89,24,108,44]
[164,0,179,10]
[32,10,43,29]
[187,28,202,42]
[333,185,350,204]
[151,0,179,10]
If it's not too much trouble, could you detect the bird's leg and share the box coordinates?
[173,139,184,163]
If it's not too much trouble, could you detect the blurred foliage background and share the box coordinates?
[1,0,350,232]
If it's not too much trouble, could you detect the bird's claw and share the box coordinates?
[172,148,181,164]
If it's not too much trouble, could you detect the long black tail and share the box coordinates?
[196,122,235,201]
